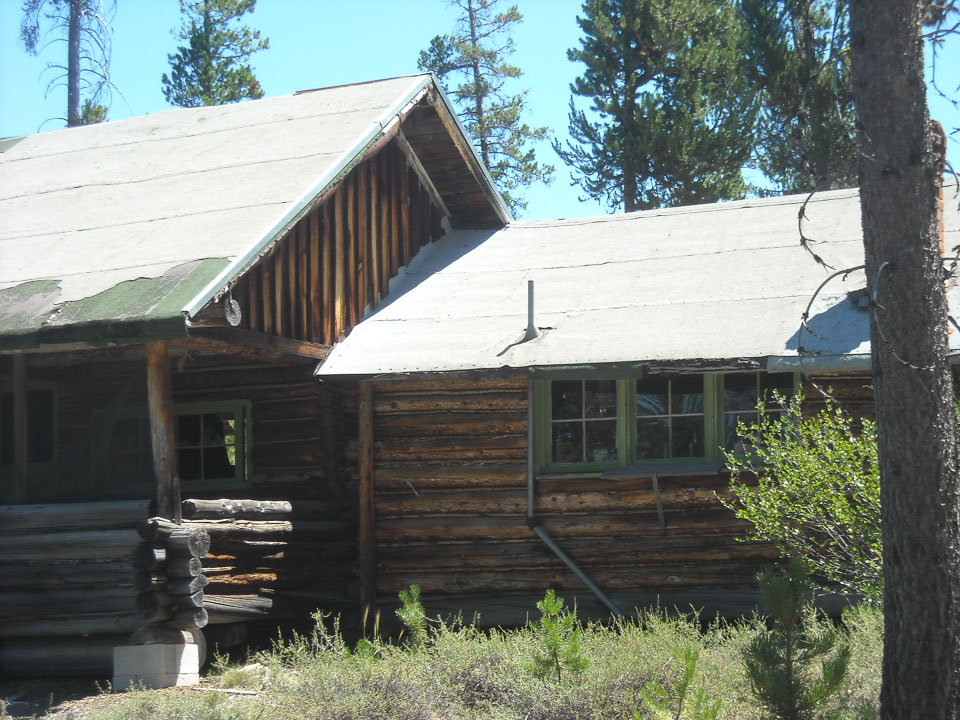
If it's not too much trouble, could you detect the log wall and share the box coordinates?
[363,372,877,617]
[227,140,445,345]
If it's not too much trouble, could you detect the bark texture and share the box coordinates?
[849,2,960,717]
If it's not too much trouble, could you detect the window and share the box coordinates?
[536,372,795,471]
[1,383,56,466]
[99,400,251,489]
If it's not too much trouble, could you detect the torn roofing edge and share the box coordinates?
[180,73,511,322]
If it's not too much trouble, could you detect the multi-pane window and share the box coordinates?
[551,380,617,463]
[541,372,795,469]
[99,400,250,488]
[722,372,794,453]
[635,376,705,460]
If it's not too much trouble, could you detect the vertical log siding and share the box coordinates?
[233,141,444,345]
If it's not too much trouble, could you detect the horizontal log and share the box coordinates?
[377,563,768,596]
[169,575,210,596]
[0,529,140,563]
[138,518,212,557]
[376,537,778,572]
[375,412,527,438]
[0,561,134,591]
[374,434,526,460]
[204,594,274,624]
[165,607,208,630]
[137,591,174,623]
[0,612,140,638]
[375,509,749,544]
[173,590,205,609]
[167,556,204,578]
[373,462,526,490]
[182,499,293,520]
[133,543,166,571]
[0,588,138,620]
[375,488,526,517]
[533,487,730,515]
[371,375,527,394]
[0,499,151,534]
[374,392,526,415]
[182,518,350,540]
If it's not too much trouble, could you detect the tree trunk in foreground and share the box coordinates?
[849,1,960,717]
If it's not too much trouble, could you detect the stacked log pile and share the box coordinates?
[180,499,352,624]
[135,517,211,629]
[0,499,149,637]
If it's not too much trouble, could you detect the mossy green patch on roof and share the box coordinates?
[0,258,230,351]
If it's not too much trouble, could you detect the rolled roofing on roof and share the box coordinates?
[0,74,440,348]
[317,186,960,376]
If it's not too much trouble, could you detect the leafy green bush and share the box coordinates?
[722,395,881,601]
[526,589,590,683]
[744,560,851,720]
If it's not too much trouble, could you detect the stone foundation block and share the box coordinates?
[113,643,199,690]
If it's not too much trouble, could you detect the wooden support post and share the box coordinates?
[12,355,28,503]
[358,381,376,618]
[146,342,181,524]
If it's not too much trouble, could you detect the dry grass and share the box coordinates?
[23,602,882,720]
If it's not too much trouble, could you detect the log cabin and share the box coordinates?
[1,73,957,674]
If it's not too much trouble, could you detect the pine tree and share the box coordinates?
[741,0,858,195]
[162,0,269,108]
[417,0,553,215]
[555,0,757,212]
[20,0,115,127]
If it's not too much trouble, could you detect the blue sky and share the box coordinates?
[2,0,957,221]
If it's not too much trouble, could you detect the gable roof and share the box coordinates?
[0,74,508,351]
[317,186,960,377]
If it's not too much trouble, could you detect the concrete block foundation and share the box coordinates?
[113,643,199,690]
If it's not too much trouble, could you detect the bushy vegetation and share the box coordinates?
[722,395,882,602]
[86,588,882,720]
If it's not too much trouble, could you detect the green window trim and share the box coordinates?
[533,372,798,474]
[96,399,252,491]
[0,377,58,472]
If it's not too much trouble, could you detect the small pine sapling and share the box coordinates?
[396,585,429,651]
[526,589,589,683]
[638,645,722,720]
[744,559,851,720]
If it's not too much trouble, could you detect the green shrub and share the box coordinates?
[396,584,429,651]
[744,560,851,720]
[722,394,882,602]
[526,589,590,683]
[638,644,722,720]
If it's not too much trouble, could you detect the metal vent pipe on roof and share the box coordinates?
[523,280,541,342]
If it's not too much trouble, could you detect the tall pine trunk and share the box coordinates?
[849,1,960,717]
[67,0,81,127]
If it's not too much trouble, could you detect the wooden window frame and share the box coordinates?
[0,377,58,472]
[533,372,797,474]
[97,399,252,491]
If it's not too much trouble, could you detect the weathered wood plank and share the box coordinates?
[309,209,322,342]
[0,528,141,563]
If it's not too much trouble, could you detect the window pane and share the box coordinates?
[636,377,668,416]
[672,416,705,457]
[637,418,669,459]
[671,376,704,414]
[584,380,616,419]
[585,419,617,462]
[203,446,235,478]
[551,381,582,420]
[724,412,757,451]
[724,373,758,412]
[552,421,583,463]
[203,412,233,447]
[761,373,794,407]
[178,414,201,446]
[180,447,202,480]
